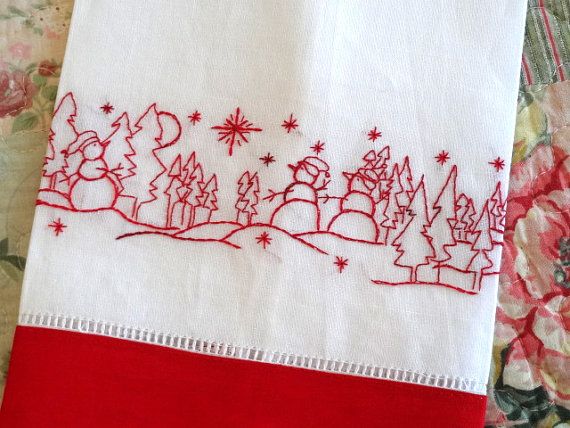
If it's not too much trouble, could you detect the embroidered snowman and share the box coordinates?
[327,168,380,242]
[66,131,119,211]
[270,156,330,234]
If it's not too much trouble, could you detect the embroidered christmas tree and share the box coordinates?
[392,179,435,283]
[236,171,260,225]
[103,112,136,181]
[43,93,77,190]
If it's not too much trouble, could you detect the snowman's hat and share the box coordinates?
[65,131,101,156]
[289,156,330,177]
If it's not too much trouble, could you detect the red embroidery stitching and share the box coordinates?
[47,218,66,236]
[367,126,382,142]
[188,110,201,125]
[211,107,262,156]
[259,153,275,167]
[38,92,507,295]
[281,113,298,133]
[489,157,506,171]
[310,140,325,155]
[100,102,114,115]
[255,231,272,249]
[435,150,450,165]
[334,256,349,273]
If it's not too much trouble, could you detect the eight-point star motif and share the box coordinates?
[489,157,506,172]
[334,256,349,273]
[435,150,450,165]
[256,231,272,249]
[367,126,382,142]
[100,103,114,114]
[260,153,276,167]
[48,218,67,236]
[310,140,325,155]
[281,114,298,133]
[211,107,262,156]
[188,110,202,125]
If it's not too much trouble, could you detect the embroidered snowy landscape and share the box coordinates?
[37,93,506,295]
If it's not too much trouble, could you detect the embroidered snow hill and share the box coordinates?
[38,93,505,295]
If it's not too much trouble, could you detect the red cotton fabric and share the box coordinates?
[0,326,486,427]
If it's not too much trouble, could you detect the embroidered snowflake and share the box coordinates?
[100,103,114,114]
[489,157,505,172]
[188,110,202,125]
[367,126,382,142]
[256,231,272,249]
[334,256,349,273]
[281,114,298,133]
[310,140,325,155]
[211,107,262,156]
[48,218,67,236]
[435,150,450,165]
[259,153,276,167]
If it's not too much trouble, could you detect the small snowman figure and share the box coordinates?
[270,156,330,234]
[327,170,379,242]
[66,131,119,211]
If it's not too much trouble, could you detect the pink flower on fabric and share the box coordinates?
[8,42,32,60]
[0,70,37,118]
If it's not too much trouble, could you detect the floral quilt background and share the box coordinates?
[0,1,568,426]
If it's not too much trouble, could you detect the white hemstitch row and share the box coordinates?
[19,312,487,393]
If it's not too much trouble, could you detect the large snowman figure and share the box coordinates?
[66,131,119,210]
[270,156,330,234]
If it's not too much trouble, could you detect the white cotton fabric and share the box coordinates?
[20,0,527,394]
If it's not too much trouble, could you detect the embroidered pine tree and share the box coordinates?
[102,112,135,181]
[184,163,205,228]
[392,179,435,283]
[396,156,414,224]
[380,163,404,244]
[453,194,476,241]
[121,105,180,221]
[42,93,77,191]
[235,171,260,225]
[488,183,506,243]
[428,165,458,282]
[467,201,494,290]
[195,174,219,224]
[164,155,185,228]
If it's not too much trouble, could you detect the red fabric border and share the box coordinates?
[1,326,486,427]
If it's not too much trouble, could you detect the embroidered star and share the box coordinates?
[435,150,450,165]
[367,126,382,142]
[281,114,298,133]
[334,256,349,273]
[188,110,202,125]
[260,153,276,167]
[489,157,505,172]
[100,103,114,115]
[310,140,325,155]
[256,231,272,249]
[211,107,262,156]
[48,218,67,236]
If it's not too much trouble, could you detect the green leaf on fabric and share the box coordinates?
[12,112,39,133]
[0,260,22,283]
[32,74,47,87]
[7,6,27,17]
[42,85,58,101]
[1,255,26,271]
[33,27,43,35]
[25,62,37,73]
[494,346,555,424]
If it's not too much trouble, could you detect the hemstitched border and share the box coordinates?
[18,312,487,393]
